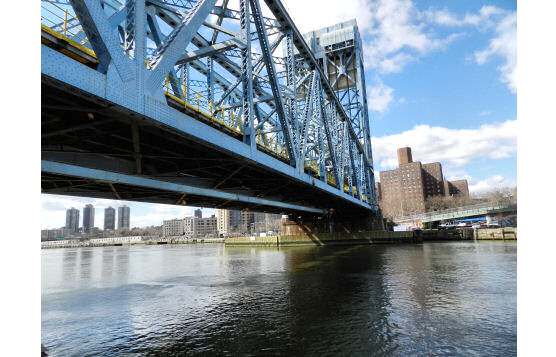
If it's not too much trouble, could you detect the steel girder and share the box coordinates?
[41,0,377,212]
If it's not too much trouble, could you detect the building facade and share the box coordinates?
[83,204,95,233]
[444,179,470,197]
[163,218,185,237]
[194,209,202,218]
[240,211,255,234]
[217,209,241,236]
[65,207,80,233]
[41,228,73,241]
[118,205,130,230]
[378,147,469,216]
[184,215,218,238]
[104,207,116,230]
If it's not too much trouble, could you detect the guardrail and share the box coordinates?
[40,1,353,193]
[394,200,517,223]
[41,0,95,57]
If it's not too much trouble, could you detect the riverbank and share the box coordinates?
[41,227,516,249]
[225,227,516,246]
[225,231,420,246]
[41,237,225,249]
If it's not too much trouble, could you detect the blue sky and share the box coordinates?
[41,0,517,229]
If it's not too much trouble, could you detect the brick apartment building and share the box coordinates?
[378,147,469,215]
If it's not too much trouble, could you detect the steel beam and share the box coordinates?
[42,160,327,214]
[147,0,217,93]
[250,0,296,166]
[70,0,134,80]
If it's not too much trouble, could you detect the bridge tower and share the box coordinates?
[303,20,377,210]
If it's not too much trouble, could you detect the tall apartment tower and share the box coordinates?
[217,209,230,236]
[83,204,95,233]
[217,209,242,236]
[194,209,202,219]
[378,147,469,216]
[65,207,80,233]
[104,206,116,230]
[118,205,130,230]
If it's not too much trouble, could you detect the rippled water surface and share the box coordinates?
[42,242,516,356]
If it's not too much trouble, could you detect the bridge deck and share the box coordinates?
[40,0,375,217]
[42,72,369,216]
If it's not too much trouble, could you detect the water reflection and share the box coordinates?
[62,249,77,283]
[42,242,516,356]
[101,248,114,278]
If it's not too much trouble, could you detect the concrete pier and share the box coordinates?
[225,231,421,247]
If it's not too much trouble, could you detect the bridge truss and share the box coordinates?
[41,0,378,216]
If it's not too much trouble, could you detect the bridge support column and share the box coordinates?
[282,210,384,235]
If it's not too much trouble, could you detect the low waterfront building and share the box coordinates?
[184,215,218,238]
[41,239,81,247]
[163,218,185,237]
[90,236,142,244]
[41,227,73,241]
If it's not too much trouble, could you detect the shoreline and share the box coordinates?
[41,227,516,249]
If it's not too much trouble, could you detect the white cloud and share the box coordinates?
[275,0,459,74]
[367,82,394,112]
[372,120,517,169]
[468,175,517,196]
[423,5,504,28]
[361,0,469,74]
[224,0,514,87]
[280,0,372,34]
[474,12,517,93]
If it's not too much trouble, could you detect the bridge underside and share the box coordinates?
[42,75,373,218]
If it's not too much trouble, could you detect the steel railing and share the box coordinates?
[394,200,517,222]
[41,0,95,58]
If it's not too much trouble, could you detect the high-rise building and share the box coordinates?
[422,162,445,197]
[378,147,469,216]
[240,211,255,234]
[217,209,242,236]
[194,209,202,218]
[65,207,80,233]
[104,207,115,230]
[83,204,95,233]
[118,205,130,230]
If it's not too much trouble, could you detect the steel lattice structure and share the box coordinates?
[41,0,378,216]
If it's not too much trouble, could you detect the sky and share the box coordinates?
[41,0,517,229]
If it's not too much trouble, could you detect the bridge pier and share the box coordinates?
[283,210,385,235]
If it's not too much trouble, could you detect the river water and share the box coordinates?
[42,242,516,356]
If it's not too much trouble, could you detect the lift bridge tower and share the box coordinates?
[301,20,377,209]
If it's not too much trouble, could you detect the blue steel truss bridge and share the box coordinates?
[41,0,378,223]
